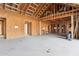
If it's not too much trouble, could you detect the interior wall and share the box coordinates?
[40,21,49,35]
[0,9,40,39]
[31,20,40,35]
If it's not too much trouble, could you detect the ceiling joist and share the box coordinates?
[0,3,79,18]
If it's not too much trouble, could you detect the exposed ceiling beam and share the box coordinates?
[66,3,79,8]
[34,3,45,16]
[22,3,30,11]
[37,3,50,18]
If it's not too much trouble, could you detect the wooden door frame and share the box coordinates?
[25,21,32,35]
[0,17,6,39]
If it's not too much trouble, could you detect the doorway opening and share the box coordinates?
[0,17,6,39]
[24,22,32,36]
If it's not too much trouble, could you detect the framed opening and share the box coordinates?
[24,22,32,36]
[0,17,6,39]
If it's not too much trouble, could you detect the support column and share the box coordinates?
[71,15,74,39]
[40,21,42,35]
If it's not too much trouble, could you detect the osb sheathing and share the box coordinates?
[40,21,49,35]
[0,9,40,39]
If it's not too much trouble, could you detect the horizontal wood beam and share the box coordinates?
[40,9,79,21]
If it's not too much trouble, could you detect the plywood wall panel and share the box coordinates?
[0,9,40,39]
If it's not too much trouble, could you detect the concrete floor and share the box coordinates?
[0,34,79,56]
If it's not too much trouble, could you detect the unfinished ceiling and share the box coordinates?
[0,3,50,17]
[0,3,79,18]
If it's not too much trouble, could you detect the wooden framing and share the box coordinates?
[71,15,74,39]
[0,17,6,39]
[34,4,45,16]
[0,3,79,39]
[40,9,79,21]
[37,4,50,17]
[39,21,42,35]
[1,3,79,17]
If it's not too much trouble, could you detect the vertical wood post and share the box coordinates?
[71,15,74,39]
[40,21,42,35]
